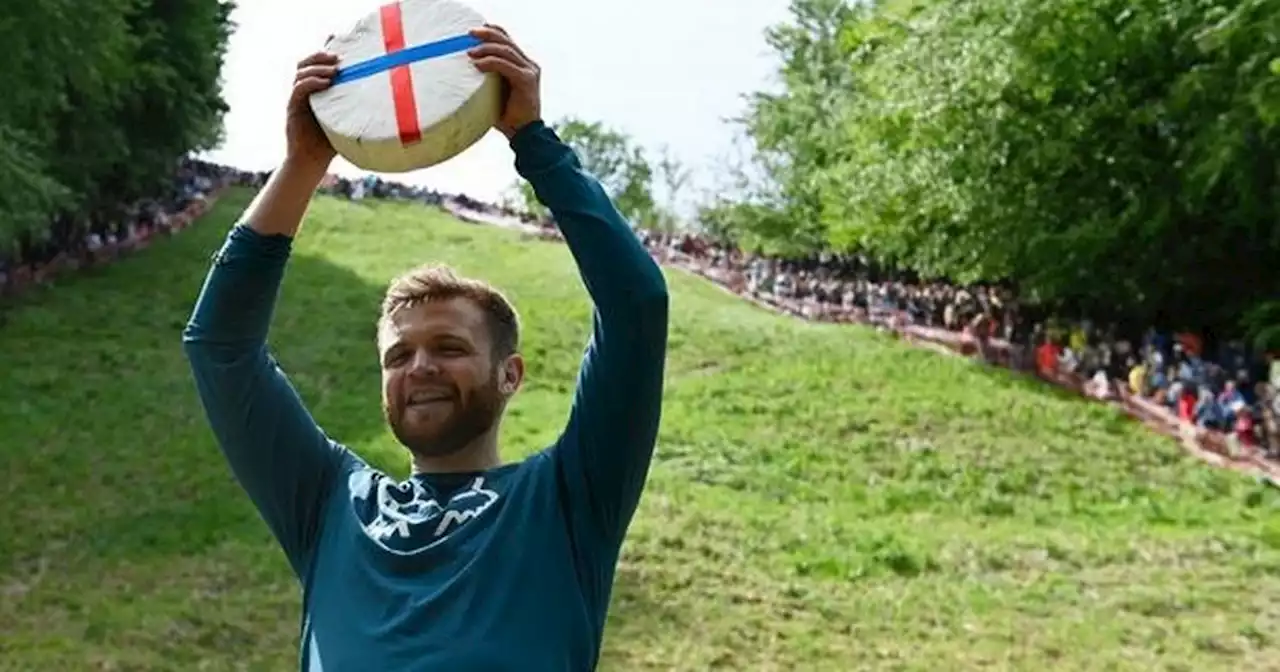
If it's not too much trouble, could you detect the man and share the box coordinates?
[182,25,669,671]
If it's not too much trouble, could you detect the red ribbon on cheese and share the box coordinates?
[379,2,423,147]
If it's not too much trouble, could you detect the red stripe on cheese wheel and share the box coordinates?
[379,2,423,147]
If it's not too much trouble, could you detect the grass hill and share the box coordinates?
[3,187,1280,670]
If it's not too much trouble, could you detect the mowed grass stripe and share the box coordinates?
[2,187,1279,670]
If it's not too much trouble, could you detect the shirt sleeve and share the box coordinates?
[181,223,348,579]
[511,122,669,555]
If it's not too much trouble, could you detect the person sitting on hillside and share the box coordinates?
[1126,356,1147,396]
[1232,401,1258,452]
[182,26,669,671]
[1146,351,1169,398]
[1194,386,1223,429]
[1218,379,1246,418]
[1173,382,1198,422]
[1035,335,1063,379]
[1259,381,1280,455]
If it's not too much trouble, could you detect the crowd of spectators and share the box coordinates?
[645,231,1280,459]
[457,200,1280,462]
[6,161,1276,465]
[0,158,242,307]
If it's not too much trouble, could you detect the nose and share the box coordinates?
[407,349,441,378]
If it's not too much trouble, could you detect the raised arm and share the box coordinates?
[513,121,669,550]
[469,26,669,552]
[181,51,348,579]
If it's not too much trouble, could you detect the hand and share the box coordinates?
[467,25,542,138]
[287,50,339,170]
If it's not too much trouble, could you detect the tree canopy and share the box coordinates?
[0,0,234,245]
[708,0,1280,341]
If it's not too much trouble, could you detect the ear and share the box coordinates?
[498,353,525,397]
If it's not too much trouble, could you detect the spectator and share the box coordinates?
[1127,356,1148,396]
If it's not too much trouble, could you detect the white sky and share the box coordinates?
[204,0,791,209]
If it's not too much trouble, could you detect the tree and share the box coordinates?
[651,145,691,233]
[109,0,234,200]
[696,0,868,255]
[723,0,1280,338]
[0,0,234,247]
[510,181,547,220]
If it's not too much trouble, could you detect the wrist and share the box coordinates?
[510,120,569,180]
[281,151,333,182]
[503,118,544,142]
[242,154,331,238]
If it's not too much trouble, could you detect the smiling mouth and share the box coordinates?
[406,391,453,408]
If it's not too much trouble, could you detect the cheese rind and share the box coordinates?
[310,0,500,173]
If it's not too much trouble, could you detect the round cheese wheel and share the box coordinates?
[310,0,501,173]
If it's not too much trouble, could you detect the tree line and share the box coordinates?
[507,117,693,234]
[10,0,1274,345]
[696,0,1279,347]
[1,0,233,247]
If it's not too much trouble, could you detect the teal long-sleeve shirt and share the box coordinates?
[181,121,669,672]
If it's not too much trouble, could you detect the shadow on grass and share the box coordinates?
[0,198,395,572]
[0,190,668,653]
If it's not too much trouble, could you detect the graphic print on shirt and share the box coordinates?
[348,469,501,555]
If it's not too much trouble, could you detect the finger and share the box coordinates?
[466,43,528,69]
[294,64,338,83]
[296,51,339,69]
[468,25,529,60]
[292,76,333,99]
[471,56,535,86]
[467,25,513,47]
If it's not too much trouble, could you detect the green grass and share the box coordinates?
[3,188,1280,671]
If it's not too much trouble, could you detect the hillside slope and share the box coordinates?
[2,188,1279,670]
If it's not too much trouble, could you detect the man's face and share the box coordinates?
[378,298,516,461]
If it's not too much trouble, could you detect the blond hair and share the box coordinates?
[379,264,520,357]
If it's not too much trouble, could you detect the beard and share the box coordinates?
[385,371,504,461]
